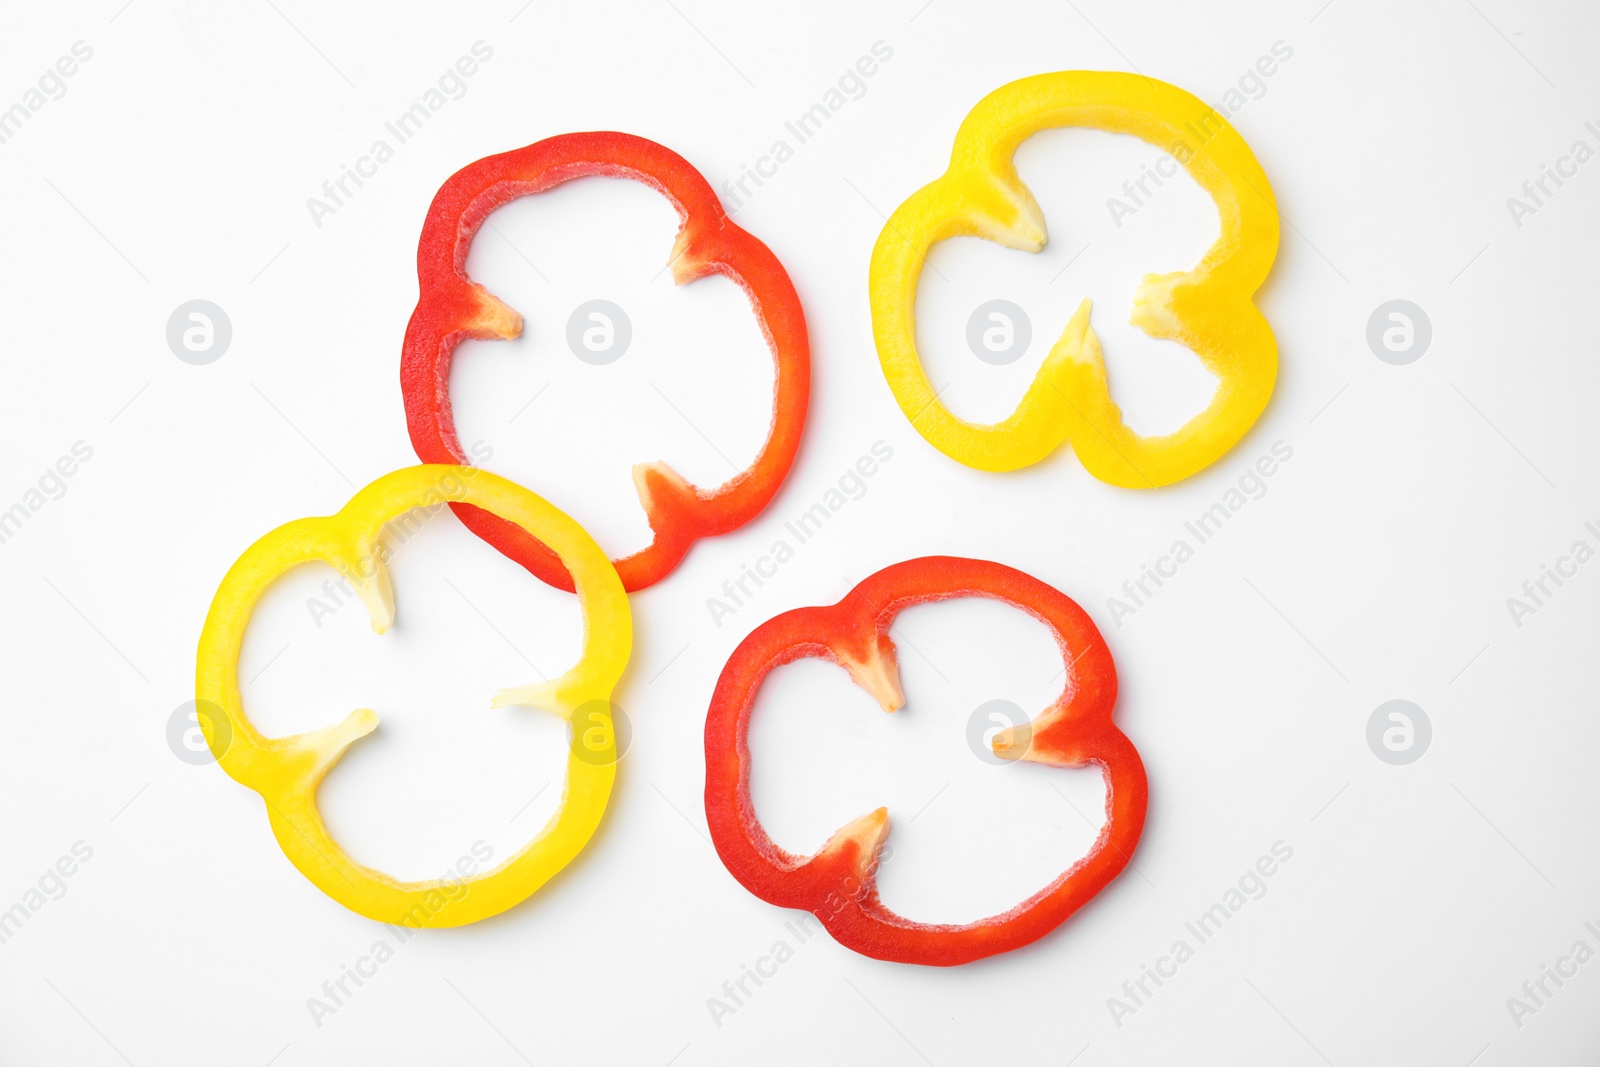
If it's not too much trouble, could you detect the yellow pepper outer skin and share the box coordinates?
[870,71,1280,485]
[195,466,631,927]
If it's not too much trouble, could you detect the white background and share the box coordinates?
[1,0,1597,1063]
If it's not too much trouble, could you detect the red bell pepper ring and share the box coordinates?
[703,556,1147,966]
[401,131,810,592]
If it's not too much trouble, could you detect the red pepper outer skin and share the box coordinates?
[703,557,1147,966]
[401,132,810,592]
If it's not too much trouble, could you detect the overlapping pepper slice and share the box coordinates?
[401,131,810,593]
[195,465,630,927]
[869,71,1279,485]
[703,556,1146,966]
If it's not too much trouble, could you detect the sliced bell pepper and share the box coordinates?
[869,71,1279,486]
[703,556,1146,966]
[195,465,631,927]
[401,131,810,593]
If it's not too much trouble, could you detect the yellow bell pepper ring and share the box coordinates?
[869,71,1280,486]
[195,465,631,927]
